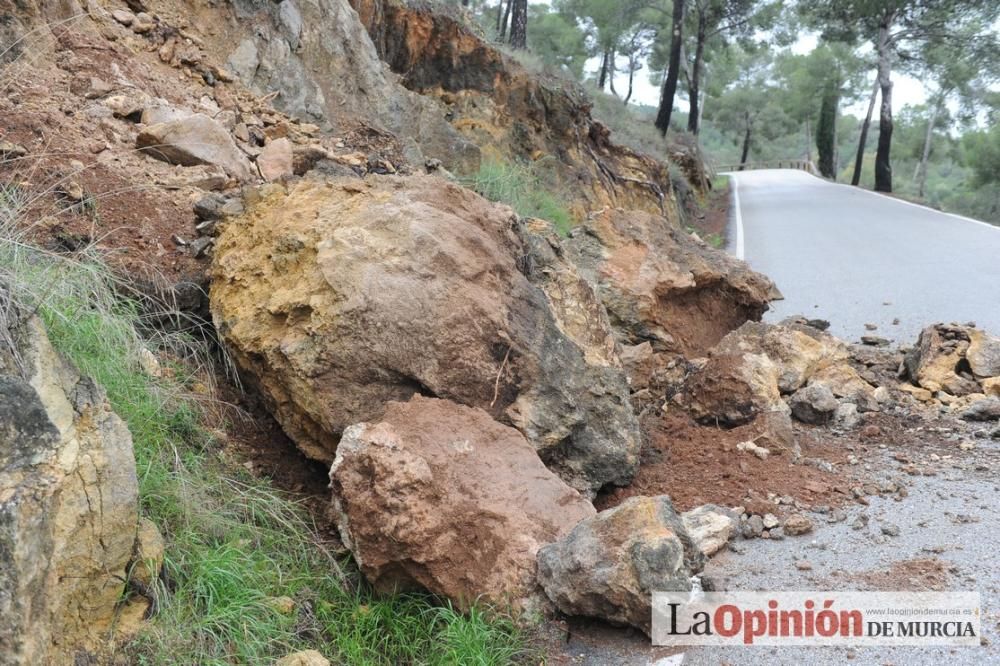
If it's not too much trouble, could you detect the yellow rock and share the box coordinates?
[276,650,331,666]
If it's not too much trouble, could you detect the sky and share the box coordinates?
[596,31,930,116]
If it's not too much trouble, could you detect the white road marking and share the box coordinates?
[721,172,745,260]
[791,169,1000,234]
[838,179,1000,233]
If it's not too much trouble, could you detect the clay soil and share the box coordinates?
[597,411,860,515]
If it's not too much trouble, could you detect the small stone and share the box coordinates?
[736,440,770,460]
[195,219,217,236]
[111,9,135,25]
[276,651,330,666]
[189,236,214,258]
[789,384,839,424]
[881,523,901,537]
[865,323,877,331]
[782,514,814,536]
[256,137,294,181]
[0,140,28,159]
[861,335,891,347]
[138,348,162,378]
[795,560,813,571]
[762,513,780,529]
[745,514,765,538]
[265,596,296,615]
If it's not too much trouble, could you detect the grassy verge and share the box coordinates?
[1,198,528,665]
[467,156,575,237]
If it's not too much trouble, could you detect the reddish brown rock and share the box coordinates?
[256,137,294,181]
[565,209,777,357]
[329,396,596,611]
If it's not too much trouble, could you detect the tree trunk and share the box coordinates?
[598,49,610,90]
[655,0,685,136]
[739,112,752,169]
[499,0,511,40]
[624,57,637,105]
[508,0,527,48]
[804,118,812,162]
[873,14,894,192]
[688,13,706,134]
[608,49,619,97]
[852,77,879,186]
[917,99,939,199]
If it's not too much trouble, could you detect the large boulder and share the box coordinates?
[329,396,596,611]
[903,324,981,396]
[565,209,777,356]
[1,315,139,664]
[536,496,704,636]
[211,176,640,494]
[137,113,255,180]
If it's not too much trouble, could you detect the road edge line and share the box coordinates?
[722,172,746,260]
[798,170,1000,234]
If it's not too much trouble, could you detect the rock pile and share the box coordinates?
[901,323,1000,420]
[211,175,641,496]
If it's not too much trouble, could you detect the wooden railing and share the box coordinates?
[713,160,820,175]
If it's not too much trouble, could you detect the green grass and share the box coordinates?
[467,157,575,237]
[710,174,730,192]
[1,199,529,664]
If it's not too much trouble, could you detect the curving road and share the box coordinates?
[724,169,1000,344]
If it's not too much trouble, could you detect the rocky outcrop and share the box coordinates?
[351,0,679,216]
[536,495,704,636]
[216,0,478,171]
[211,175,640,494]
[565,209,777,357]
[329,396,596,611]
[0,314,139,664]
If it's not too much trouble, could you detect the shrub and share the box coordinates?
[467,157,575,236]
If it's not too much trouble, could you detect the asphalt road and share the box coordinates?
[724,169,1000,345]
